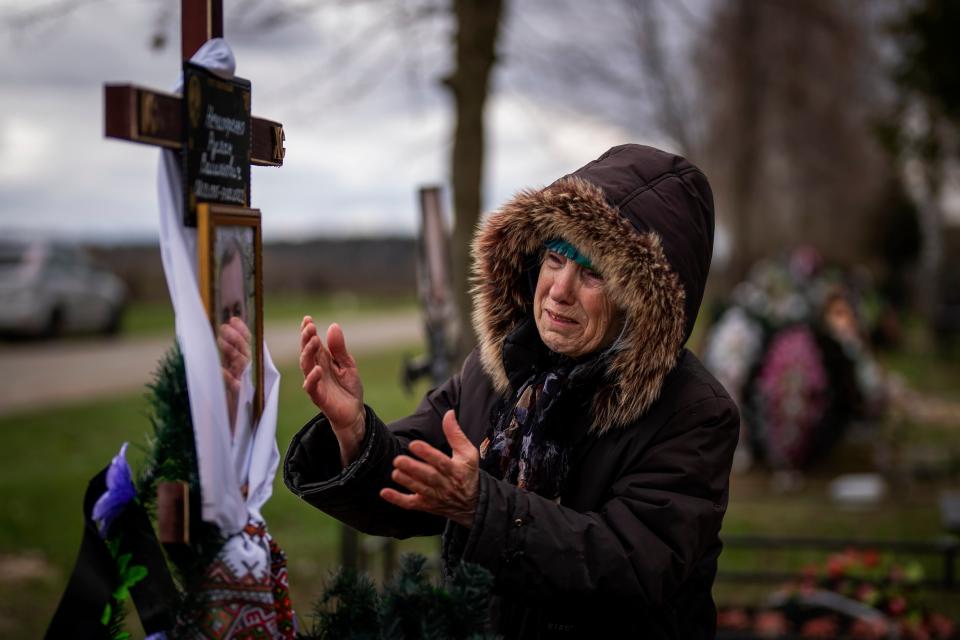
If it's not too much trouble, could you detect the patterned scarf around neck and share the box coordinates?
[479,365,573,501]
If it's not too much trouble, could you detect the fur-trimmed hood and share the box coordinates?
[470,144,715,433]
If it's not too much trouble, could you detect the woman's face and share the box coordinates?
[533,250,620,358]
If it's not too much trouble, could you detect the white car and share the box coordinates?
[0,240,128,337]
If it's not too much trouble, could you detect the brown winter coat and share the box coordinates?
[284,144,739,638]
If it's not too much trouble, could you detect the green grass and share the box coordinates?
[878,348,960,402]
[121,291,416,337]
[874,314,960,400]
[721,474,946,563]
[716,476,956,616]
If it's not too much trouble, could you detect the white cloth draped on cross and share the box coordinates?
[156,38,280,535]
[154,39,295,639]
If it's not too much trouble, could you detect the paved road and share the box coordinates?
[0,311,422,417]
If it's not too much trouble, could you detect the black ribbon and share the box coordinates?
[46,467,178,638]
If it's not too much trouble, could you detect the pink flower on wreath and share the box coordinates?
[756,326,828,469]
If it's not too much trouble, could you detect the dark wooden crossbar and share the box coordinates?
[104,84,285,167]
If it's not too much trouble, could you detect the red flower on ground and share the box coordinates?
[717,608,751,630]
[802,615,839,638]
[849,618,889,640]
[861,549,881,568]
[929,613,955,638]
[827,553,851,579]
[887,595,907,617]
[754,610,789,637]
[898,619,931,640]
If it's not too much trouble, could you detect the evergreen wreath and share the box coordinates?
[299,553,497,640]
[137,342,225,633]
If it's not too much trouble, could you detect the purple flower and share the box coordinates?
[92,443,136,537]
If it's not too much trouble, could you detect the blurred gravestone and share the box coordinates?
[404,185,458,389]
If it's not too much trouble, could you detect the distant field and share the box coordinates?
[121,291,417,337]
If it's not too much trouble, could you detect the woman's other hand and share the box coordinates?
[300,316,365,465]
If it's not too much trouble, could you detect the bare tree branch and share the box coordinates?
[627,0,697,155]
[0,0,106,39]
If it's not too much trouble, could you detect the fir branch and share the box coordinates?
[380,554,434,640]
[137,343,197,504]
[444,561,495,639]
[134,342,226,635]
[300,567,380,639]
[301,553,495,640]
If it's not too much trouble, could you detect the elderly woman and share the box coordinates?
[284,144,739,639]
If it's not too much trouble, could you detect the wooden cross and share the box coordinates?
[104,0,285,170]
[102,0,283,545]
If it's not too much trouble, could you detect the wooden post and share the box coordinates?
[182,0,223,61]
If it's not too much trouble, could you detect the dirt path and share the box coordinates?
[0,311,422,417]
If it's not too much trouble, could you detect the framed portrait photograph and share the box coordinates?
[197,204,264,442]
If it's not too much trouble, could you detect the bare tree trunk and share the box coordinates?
[728,0,762,282]
[917,129,945,336]
[445,0,504,362]
[901,104,948,341]
[632,0,696,157]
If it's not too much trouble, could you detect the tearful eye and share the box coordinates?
[544,250,565,267]
[582,269,604,287]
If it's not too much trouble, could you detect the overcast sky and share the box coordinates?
[0,0,701,244]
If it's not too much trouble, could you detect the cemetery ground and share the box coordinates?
[0,327,957,638]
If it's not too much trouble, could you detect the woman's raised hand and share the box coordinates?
[300,316,365,464]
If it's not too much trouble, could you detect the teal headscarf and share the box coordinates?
[545,239,594,271]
